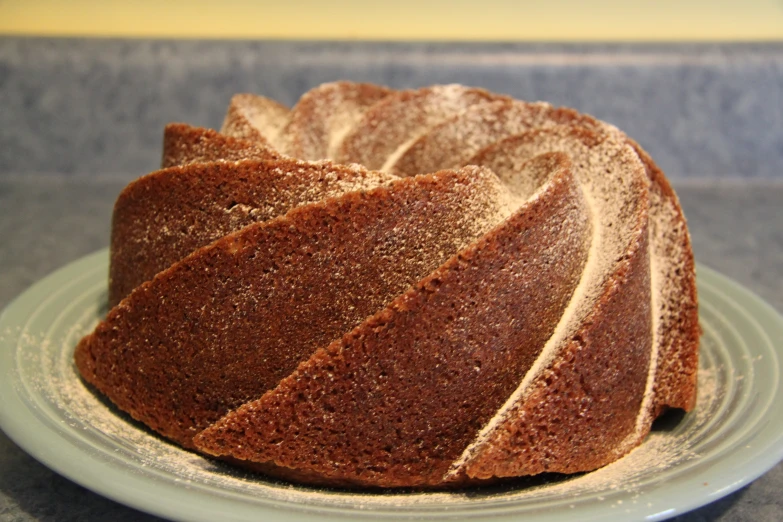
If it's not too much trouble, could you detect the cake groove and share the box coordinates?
[447,126,651,480]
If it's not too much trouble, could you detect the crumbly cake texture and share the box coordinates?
[75,82,700,489]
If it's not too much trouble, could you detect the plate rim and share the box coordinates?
[1,250,782,522]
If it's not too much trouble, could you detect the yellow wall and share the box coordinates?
[2,0,782,41]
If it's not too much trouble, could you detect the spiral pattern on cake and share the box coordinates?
[75,82,699,488]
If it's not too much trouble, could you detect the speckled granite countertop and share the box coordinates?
[0,39,781,521]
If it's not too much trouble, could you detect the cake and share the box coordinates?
[75,82,700,489]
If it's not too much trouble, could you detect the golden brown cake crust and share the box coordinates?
[161,123,281,168]
[194,156,592,487]
[108,158,395,307]
[78,167,511,448]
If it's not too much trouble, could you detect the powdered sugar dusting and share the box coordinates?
[220,94,290,146]
[334,85,510,170]
[275,82,393,161]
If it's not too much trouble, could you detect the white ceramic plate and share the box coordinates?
[1,250,782,521]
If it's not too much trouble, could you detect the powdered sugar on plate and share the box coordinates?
[7,302,724,513]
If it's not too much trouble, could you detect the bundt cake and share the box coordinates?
[75,82,700,489]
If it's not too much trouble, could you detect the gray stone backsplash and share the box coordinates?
[1,39,782,180]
